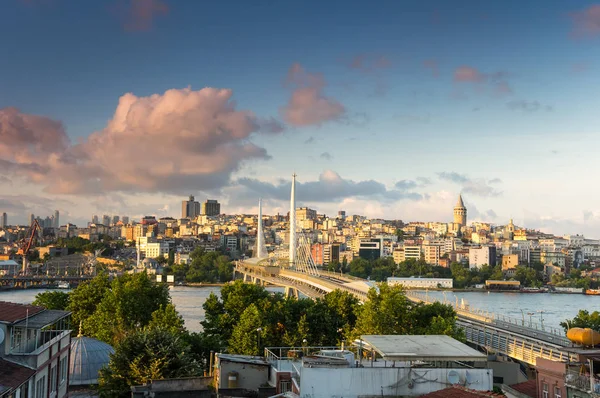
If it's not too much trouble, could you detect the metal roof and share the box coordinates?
[13,310,70,329]
[69,336,115,386]
[216,353,270,366]
[0,302,45,324]
[360,335,487,362]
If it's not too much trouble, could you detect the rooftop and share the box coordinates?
[216,353,270,366]
[420,385,502,398]
[508,380,537,398]
[13,309,70,329]
[360,335,487,362]
[0,358,36,391]
[0,301,45,324]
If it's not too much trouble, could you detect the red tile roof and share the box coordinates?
[0,358,35,389]
[510,380,537,398]
[0,301,44,323]
[420,385,503,398]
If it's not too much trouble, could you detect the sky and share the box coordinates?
[2,0,600,236]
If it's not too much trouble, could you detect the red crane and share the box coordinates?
[17,219,41,273]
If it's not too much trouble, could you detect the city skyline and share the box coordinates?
[2,1,600,235]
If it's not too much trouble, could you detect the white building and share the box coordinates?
[145,242,169,259]
[469,246,497,269]
[266,335,492,398]
[387,277,453,289]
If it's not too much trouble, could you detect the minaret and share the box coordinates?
[256,199,267,258]
[289,173,297,266]
[453,194,467,227]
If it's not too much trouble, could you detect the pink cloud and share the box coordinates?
[0,87,277,194]
[454,66,485,82]
[281,63,345,127]
[570,5,600,38]
[122,0,169,32]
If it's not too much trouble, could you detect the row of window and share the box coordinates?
[542,383,562,398]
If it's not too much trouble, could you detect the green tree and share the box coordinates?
[353,284,412,336]
[560,310,600,333]
[32,291,69,310]
[148,304,185,335]
[85,272,170,345]
[229,304,263,355]
[98,327,201,398]
[450,263,471,288]
[68,273,111,332]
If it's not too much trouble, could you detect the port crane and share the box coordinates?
[17,219,41,273]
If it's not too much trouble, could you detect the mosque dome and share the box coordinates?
[69,336,115,385]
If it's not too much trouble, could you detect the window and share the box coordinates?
[554,386,561,398]
[59,357,68,384]
[50,365,57,393]
[35,376,46,398]
[279,380,291,393]
[543,383,549,398]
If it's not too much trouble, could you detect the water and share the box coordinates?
[0,286,284,333]
[422,290,600,330]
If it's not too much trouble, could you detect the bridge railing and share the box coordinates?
[404,290,568,341]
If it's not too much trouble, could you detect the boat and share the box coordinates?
[57,281,70,289]
[521,287,547,293]
[585,289,600,295]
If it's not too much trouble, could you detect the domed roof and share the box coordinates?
[69,336,115,385]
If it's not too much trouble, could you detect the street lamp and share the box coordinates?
[527,312,535,327]
[256,327,262,356]
[520,309,525,326]
[538,310,545,331]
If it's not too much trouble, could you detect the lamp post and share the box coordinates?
[256,327,262,356]
[527,312,535,328]
[538,310,545,331]
[521,309,525,326]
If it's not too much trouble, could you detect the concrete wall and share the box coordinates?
[218,360,269,390]
[299,367,493,398]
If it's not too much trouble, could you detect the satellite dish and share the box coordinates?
[0,328,5,345]
[466,371,475,385]
[447,370,460,385]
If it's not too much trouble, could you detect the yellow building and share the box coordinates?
[502,254,519,270]
[423,244,442,266]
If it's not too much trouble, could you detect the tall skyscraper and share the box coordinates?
[122,216,130,224]
[112,215,120,225]
[201,199,220,216]
[54,210,59,229]
[102,215,111,226]
[289,173,297,266]
[92,215,99,224]
[29,213,34,226]
[0,212,7,228]
[182,195,201,219]
[453,194,467,227]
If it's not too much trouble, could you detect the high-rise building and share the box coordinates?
[182,195,201,219]
[0,212,6,228]
[112,215,120,225]
[29,213,35,226]
[337,210,346,219]
[201,199,220,216]
[92,215,99,224]
[453,194,467,227]
[54,210,60,229]
[296,207,317,221]
[122,216,129,224]
[102,215,111,226]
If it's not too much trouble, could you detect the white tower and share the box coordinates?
[256,199,267,258]
[289,173,297,266]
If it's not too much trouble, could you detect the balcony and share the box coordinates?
[565,371,600,396]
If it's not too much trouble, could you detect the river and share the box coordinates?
[0,287,597,333]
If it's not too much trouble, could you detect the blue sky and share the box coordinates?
[2,0,600,236]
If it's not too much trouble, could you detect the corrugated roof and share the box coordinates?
[360,335,487,362]
[420,385,502,398]
[12,309,70,329]
[0,358,35,390]
[0,301,44,324]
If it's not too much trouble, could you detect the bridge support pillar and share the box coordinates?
[284,286,299,299]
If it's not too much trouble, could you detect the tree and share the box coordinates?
[98,327,201,398]
[85,272,170,345]
[155,255,168,265]
[32,291,69,310]
[561,310,600,333]
[229,304,263,355]
[68,273,111,332]
[148,304,185,334]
